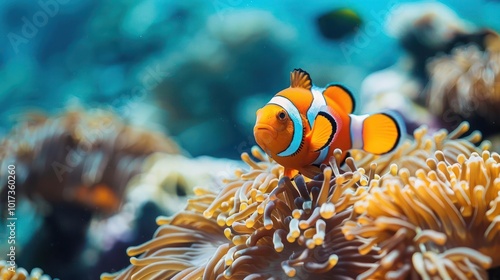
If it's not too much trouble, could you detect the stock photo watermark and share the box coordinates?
[51,63,170,182]
[441,92,492,129]
[111,64,170,116]
[50,121,114,182]
[7,0,70,54]
[340,0,400,63]
[212,0,243,21]
[4,165,17,272]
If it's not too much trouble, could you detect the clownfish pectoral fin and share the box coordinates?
[308,108,337,152]
[361,112,404,154]
[301,165,322,178]
[290,69,312,90]
[323,84,355,114]
[284,168,300,179]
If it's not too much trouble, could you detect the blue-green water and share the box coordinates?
[1,0,499,159]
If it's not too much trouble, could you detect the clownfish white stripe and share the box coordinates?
[306,86,327,129]
[268,96,303,157]
[312,146,329,165]
[350,114,368,150]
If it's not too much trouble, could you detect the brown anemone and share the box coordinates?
[0,109,179,215]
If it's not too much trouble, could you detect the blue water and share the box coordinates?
[0,0,499,159]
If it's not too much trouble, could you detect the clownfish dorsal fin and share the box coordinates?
[290,69,312,90]
[308,108,337,152]
[323,84,355,114]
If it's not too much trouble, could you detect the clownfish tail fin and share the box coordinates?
[361,112,405,155]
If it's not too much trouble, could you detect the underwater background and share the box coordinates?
[1,0,500,279]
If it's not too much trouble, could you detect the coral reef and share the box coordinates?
[426,33,500,137]
[0,109,179,215]
[0,109,180,279]
[0,261,54,280]
[361,2,499,135]
[103,122,499,279]
[123,154,244,214]
[385,1,476,82]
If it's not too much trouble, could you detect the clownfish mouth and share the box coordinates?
[254,123,278,147]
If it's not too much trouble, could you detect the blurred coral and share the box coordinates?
[385,2,476,81]
[361,2,498,135]
[0,109,179,215]
[426,33,500,137]
[124,154,244,215]
[0,261,54,280]
[88,153,244,274]
[359,70,440,134]
[386,2,474,51]
[0,109,180,279]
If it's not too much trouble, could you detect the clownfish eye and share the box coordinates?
[277,110,287,121]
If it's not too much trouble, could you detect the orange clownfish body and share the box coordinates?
[254,69,404,178]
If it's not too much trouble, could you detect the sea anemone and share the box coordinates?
[426,33,500,136]
[100,210,229,280]
[0,261,53,280]
[101,147,278,279]
[0,109,179,215]
[205,148,379,279]
[343,150,500,279]
[104,122,495,279]
[103,147,381,279]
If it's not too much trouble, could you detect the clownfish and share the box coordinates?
[254,69,404,178]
